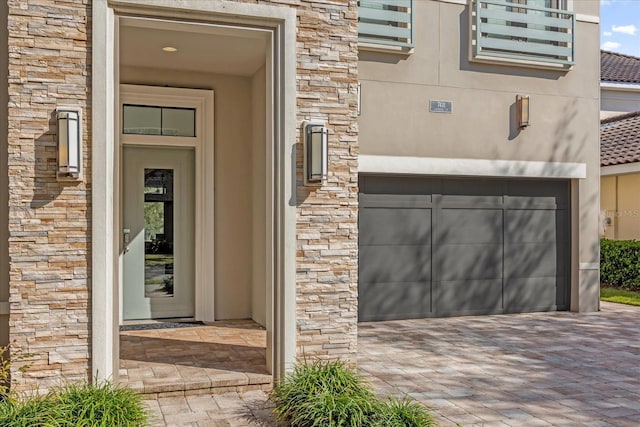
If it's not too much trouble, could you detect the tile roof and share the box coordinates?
[601,50,640,83]
[601,111,640,166]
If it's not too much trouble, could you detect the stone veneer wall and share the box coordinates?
[238,0,360,362]
[7,0,358,390]
[283,0,359,361]
[7,0,91,390]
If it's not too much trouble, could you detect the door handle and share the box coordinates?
[123,228,131,253]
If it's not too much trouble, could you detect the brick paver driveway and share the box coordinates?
[358,302,640,426]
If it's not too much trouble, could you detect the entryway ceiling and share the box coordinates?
[119,18,268,76]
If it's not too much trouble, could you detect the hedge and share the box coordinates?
[600,239,640,291]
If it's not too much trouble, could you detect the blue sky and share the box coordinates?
[600,0,640,57]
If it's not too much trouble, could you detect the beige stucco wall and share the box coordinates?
[601,88,640,119]
[600,173,640,240]
[121,66,258,321]
[359,0,600,312]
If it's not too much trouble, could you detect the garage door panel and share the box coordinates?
[504,277,564,311]
[506,198,558,209]
[360,194,431,209]
[361,175,438,195]
[435,279,503,315]
[358,175,570,321]
[442,179,503,196]
[359,245,431,283]
[506,210,564,243]
[505,242,564,277]
[437,244,502,281]
[358,281,430,321]
[440,196,503,209]
[438,209,503,244]
[359,208,431,246]
[507,180,569,209]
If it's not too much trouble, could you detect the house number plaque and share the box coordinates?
[429,100,452,113]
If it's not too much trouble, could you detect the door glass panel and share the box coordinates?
[144,169,174,297]
[162,108,196,137]
[123,105,162,135]
[123,104,196,137]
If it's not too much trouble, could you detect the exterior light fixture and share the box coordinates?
[56,108,81,180]
[516,94,530,129]
[304,122,328,185]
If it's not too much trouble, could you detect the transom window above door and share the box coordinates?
[123,104,196,137]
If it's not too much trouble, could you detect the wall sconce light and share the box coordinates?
[516,95,530,129]
[56,108,82,180]
[304,121,328,185]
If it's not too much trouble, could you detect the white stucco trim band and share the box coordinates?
[600,82,640,92]
[575,14,599,24]
[579,262,599,271]
[601,163,640,176]
[436,0,597,24]
[359,155,587,179]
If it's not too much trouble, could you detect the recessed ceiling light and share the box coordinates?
[162,46,177,52]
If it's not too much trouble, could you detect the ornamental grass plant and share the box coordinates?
[0,381,148,427]
[270,359,435,427]
[52,381,149,427]
[0,346,148,426]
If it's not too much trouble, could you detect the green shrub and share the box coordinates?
[54,381,148,426]
[270,359,435,427]
[0,381,148,427]
[0,346,147,426]
[0,395,63,427]
[379,397,436,427]
[270,359,378,426]
[600,239,640,291]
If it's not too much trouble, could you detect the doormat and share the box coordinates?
[120,321,204,331]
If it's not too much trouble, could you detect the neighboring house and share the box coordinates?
[600,51,640,240]
[601,112,640,239]
[0,0,600,392]
[601,50,640,119]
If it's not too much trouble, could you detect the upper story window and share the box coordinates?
[471,0,575,68]
[358,0,414,49]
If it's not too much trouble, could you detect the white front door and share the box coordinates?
[123,146,195,320]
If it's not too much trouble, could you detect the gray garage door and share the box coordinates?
[358,175,570,321]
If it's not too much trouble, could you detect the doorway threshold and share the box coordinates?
[119,319,272,397]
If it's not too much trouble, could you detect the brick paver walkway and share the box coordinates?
[358,302,640,426]
[121,320,271,395]
[144,302,640,426]
[144,390,273,426]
